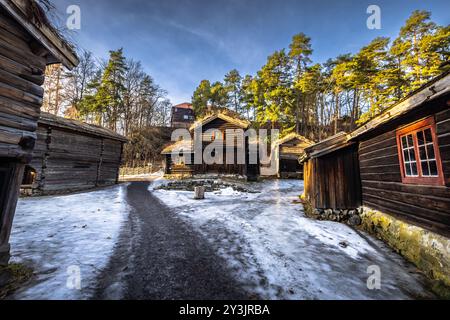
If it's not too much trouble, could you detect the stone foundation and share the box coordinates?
[303,203,363,227]
[360,207,450,297]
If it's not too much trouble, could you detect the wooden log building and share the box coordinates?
[302,72,450,236]
[22,112,127,195]
[274,133,313,179]
[0,0,78,265]
[162,113,260,180]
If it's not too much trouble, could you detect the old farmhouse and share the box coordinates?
[302,71,450,288]
[162,113,259,180]
[0,0,78,265]
[22,112,127,196]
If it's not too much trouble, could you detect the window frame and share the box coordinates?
[395,117,445,186]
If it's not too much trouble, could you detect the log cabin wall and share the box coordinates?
[24,119,126,195]
[0,8,45,161]
[304,144,362,210]
[0,0,79,265]
[0,8,45,264]
[359,106,450,237]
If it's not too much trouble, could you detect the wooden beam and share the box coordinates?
[0,0,79,69]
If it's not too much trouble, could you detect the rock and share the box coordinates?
[313,209,322,217]
[348,215,362,226]
[324,209,333,218]
[339,241,349,248]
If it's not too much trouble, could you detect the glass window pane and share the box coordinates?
[421,161,430,176]
[429,161,438,176]
[417,131,425,146]
[424,129,433,144]
[419,146,426,161]
[409,149,416,162]
[427,145,435,160]
[411,162,418,176]
[401,136,407,148]
[405,164,412,176]
[407,135,414,147]
[403,150,410,162]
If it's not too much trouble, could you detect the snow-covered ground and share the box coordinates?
[152,179,434,300]
[9,185,129,300]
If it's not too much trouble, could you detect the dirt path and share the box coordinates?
[93,182,250,300]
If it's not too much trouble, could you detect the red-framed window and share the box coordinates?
[396,117,445,186]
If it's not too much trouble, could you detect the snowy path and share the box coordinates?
[9,185,129,300]
[152,179,435,300]
[94,182,248,300]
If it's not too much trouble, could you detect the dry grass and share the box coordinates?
[0,264,34,299]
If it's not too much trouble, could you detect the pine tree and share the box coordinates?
[96,48,128,131]
[224,69,243,113]
[289,33,313,134]
[192,80,211,117]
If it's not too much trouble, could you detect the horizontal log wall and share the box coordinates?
[359,109,450,237]
[0,7,52,265]
[0,9,45,160]
[28,124,124,194]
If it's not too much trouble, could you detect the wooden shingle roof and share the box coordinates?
[190,113,250,131]
[39,112,128,142]
[161,139,193,154]
[0,0,79,69]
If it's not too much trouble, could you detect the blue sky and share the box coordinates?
[53,0,450,104]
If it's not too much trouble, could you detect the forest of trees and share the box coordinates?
[192,11,450,141]
[41,9,449,166]
[42,49,172,135]
[42,48,173,167]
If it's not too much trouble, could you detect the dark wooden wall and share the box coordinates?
[165,118,259,178]
[304,144,362,210]
[196,118,248,176]
[0,10,45,161]
[0,8,46,264]
[26,123,124,195]
[359,109,450,237]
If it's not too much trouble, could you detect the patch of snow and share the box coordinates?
[213,187,242,196]
[153,179,433,300]
[9,185,129,300]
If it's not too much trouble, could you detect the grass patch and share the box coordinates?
[0,263,33,299]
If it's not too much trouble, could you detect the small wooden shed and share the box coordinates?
[0,0,78,265]
[22,112,127,195]
[302,132,362,210]
[274,133,313,179]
